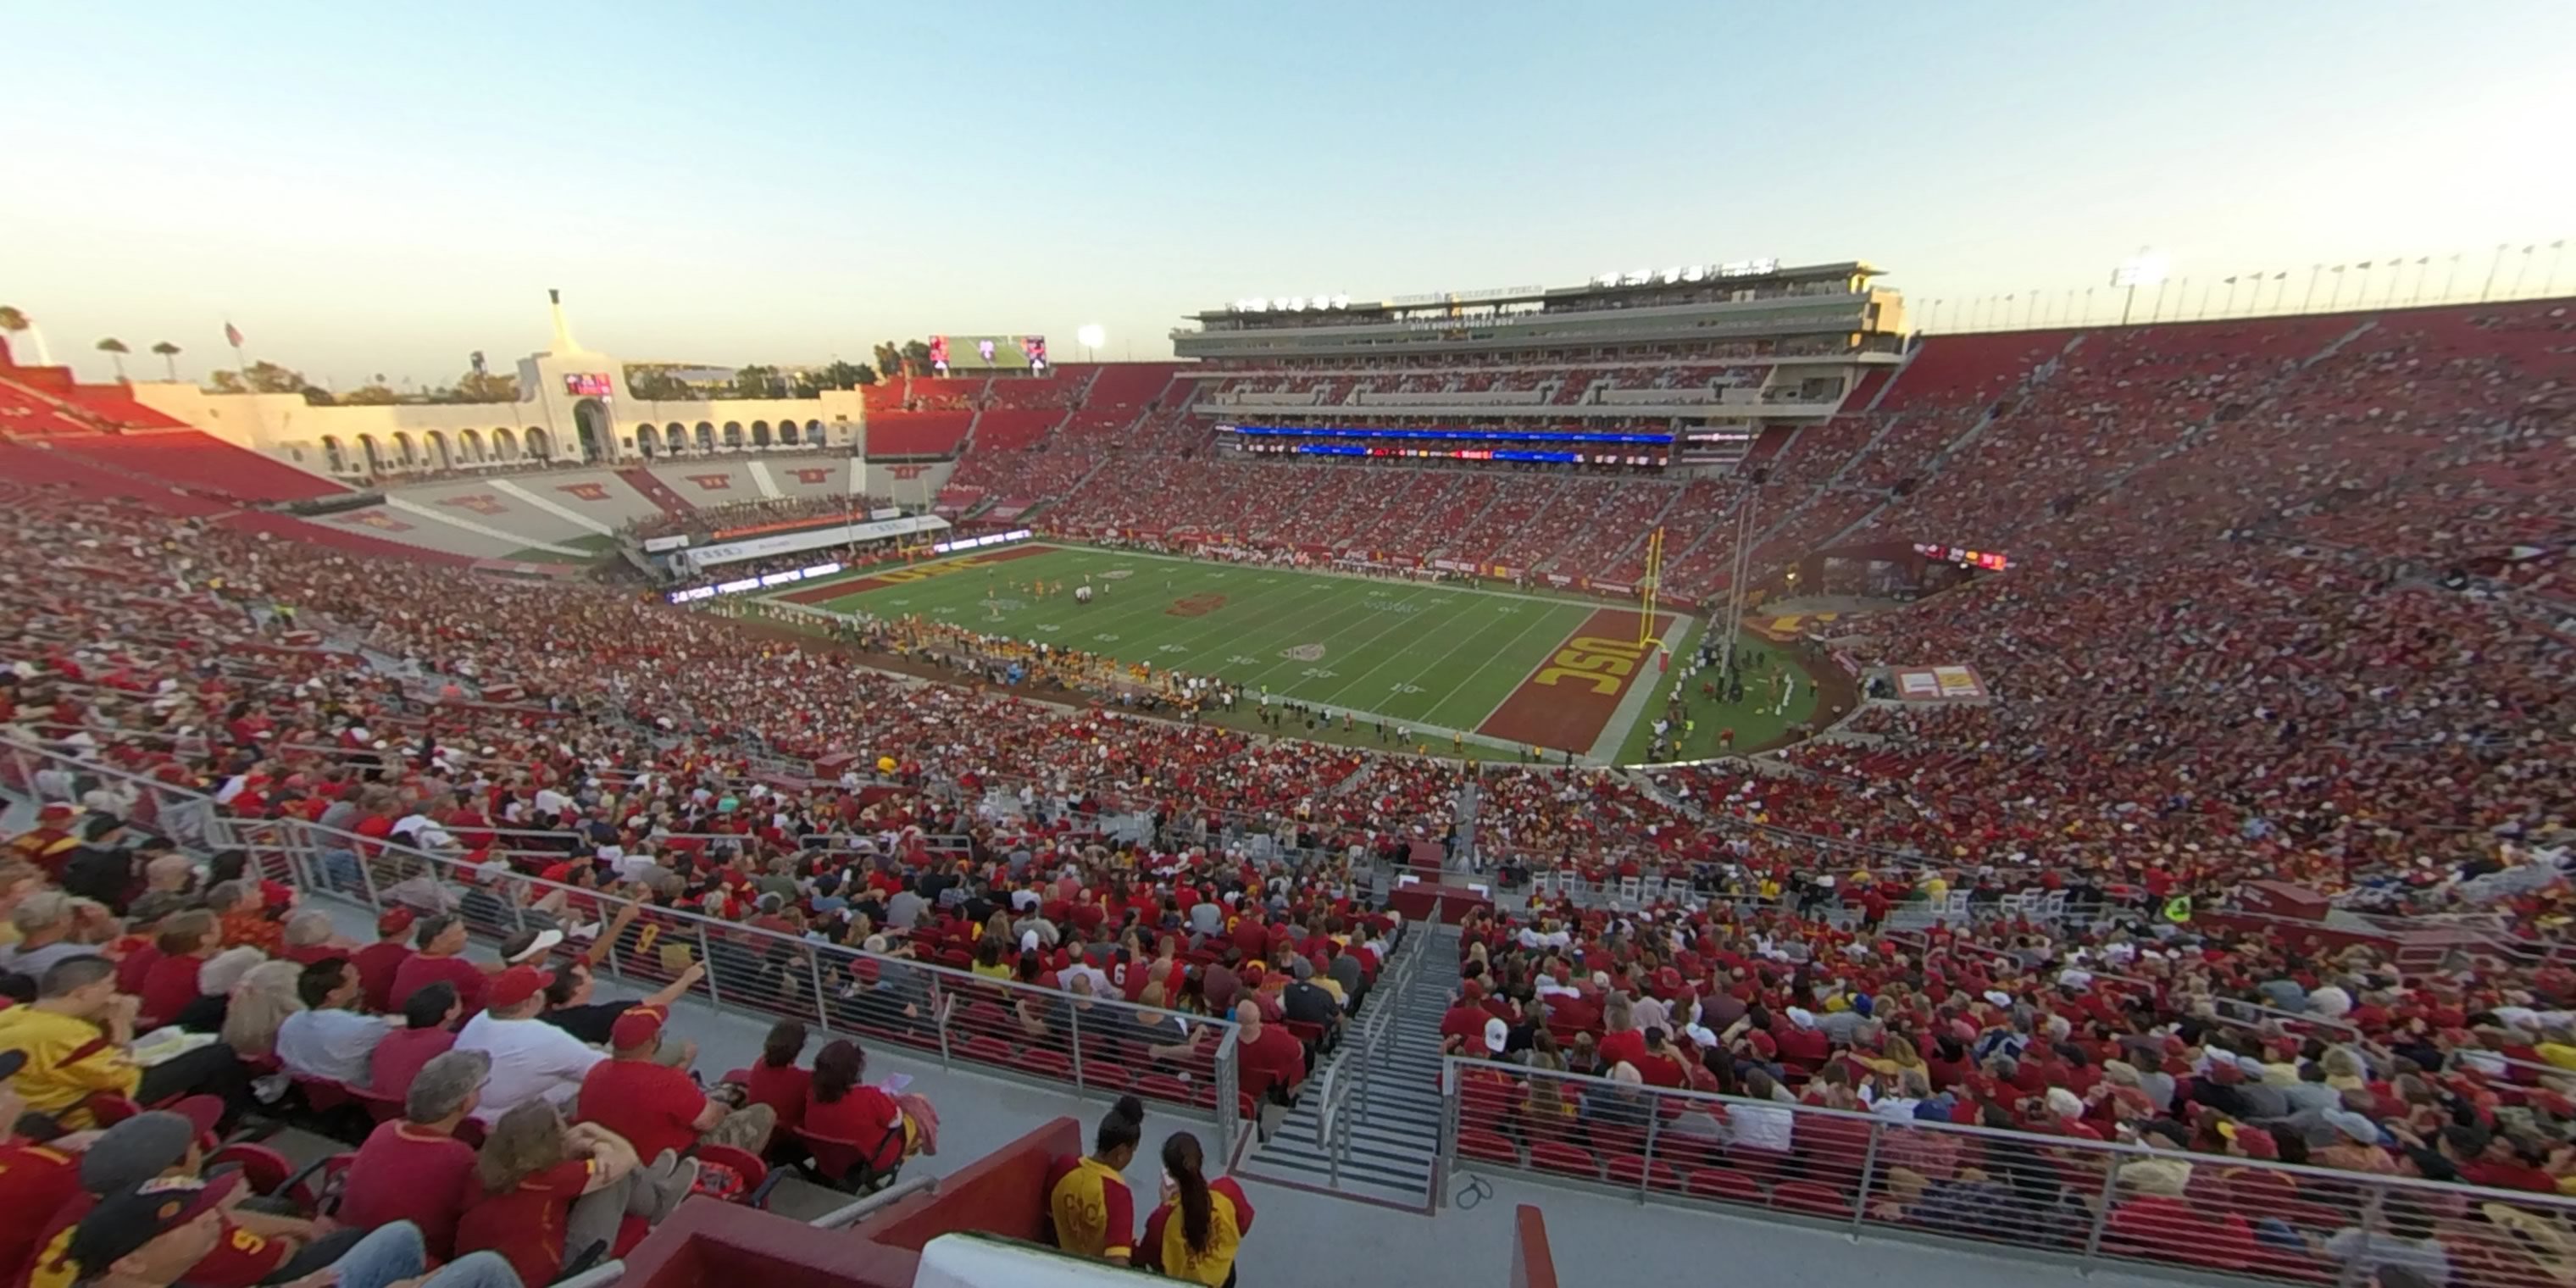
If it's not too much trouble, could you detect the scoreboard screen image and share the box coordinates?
[927,334,1049,374]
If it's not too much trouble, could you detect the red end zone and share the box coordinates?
[1475,608,1679,752]
[778,542,1052,603]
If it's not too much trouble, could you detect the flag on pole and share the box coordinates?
[223,322,244,348]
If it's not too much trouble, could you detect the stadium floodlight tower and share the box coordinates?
[1077,324,1105,363]
[2112,250,2170,326]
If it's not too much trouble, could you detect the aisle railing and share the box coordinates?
[1435,1053,2576,1285]
[0,735,1241,1162]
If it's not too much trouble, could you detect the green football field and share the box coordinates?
[760,542,1818,763]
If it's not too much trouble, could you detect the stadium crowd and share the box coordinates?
[0,295,2569,1281]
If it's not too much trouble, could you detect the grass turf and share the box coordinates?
[764,543,1818,762]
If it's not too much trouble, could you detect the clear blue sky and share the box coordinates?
[9,0,2571,387]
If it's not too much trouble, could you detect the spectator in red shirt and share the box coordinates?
[353,909,417,1013]
[1437,984,1493,1050]
[371,983,463,1103]
[800,1040,908,1175]
[1232,1005,1307,1107]
[1230,910,1268,965]
[743,1021,813,1137]
[0,1054,83,1285]
[575,1006,774,1161]
[341,1048,489,1260]
[108,894,187,997]
[390,915,492,1017]
[455,1099,696,1288]
[1631,1029,1689,1088]
[136,910,219,1029]
[1596,998,1649,1070]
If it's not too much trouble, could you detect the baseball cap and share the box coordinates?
[502,929,564,965]
[609,1005,667,1050]
[1482,1016,1508,1054]
[376,908,416,937]
[68,1174,242,1273]
[80,1102,224,1194]
[486,965,547,1009]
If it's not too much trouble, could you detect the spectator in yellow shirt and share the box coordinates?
[0,958,250,1130]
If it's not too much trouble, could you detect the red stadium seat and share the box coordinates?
[1769,1180,1856,1219]
[1458,1129,1520,1166]
[1529,1141,1599,1180]
[1685,1167,1766,1205]
[1135,1074,1193,1105]
[1605,1153,1682,1191]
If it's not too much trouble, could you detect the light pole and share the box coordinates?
[2113,250,2168,326]
[2481,243,2508,300]
[1077,323,1106,365]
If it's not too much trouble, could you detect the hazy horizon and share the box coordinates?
[7,0,2571,387]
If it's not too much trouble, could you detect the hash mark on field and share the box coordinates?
[1093,633,1121,642]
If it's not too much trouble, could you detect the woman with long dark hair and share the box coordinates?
[1139,1130,1254,1285]
[801,1038,908,1174]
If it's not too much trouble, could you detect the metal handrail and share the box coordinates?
[0,733,1245,1161]
[1436,1052,2576,1283]
[808,1174,939,1229]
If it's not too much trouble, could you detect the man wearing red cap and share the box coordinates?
[450,966,603,1125]
[575,1006,774,1162]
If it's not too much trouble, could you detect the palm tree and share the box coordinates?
[152,341,181,380]
[97,337,130,380]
